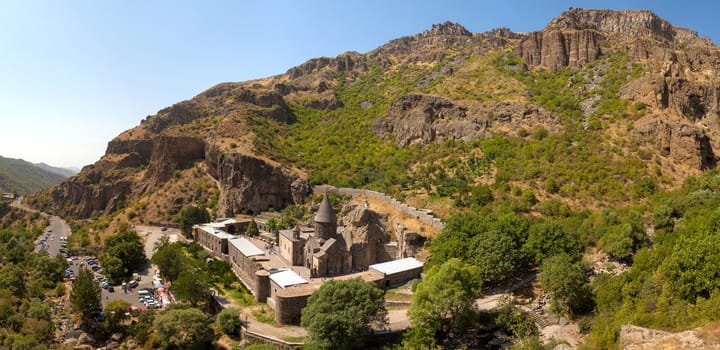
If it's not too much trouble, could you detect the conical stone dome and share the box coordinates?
[314,194,336,224]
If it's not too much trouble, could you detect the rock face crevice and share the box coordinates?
[634,117,717,170]
[48,173,133,218]
[515,29,601,71]
[205,144,310,216]
[142,136,206,184]
[373,94,489,147]
[516,8,705,71]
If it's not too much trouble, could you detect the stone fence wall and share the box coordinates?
[313,185,444,231]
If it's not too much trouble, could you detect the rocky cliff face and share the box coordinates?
[515,29,601,70]
[373,94,489,147]
[619,324,720,349]
[206,144,310,216]
[516,8,706,71]
[40,130,309,219]
[634,117,716,170]
[373,95,561,147]
[339,203,392,270]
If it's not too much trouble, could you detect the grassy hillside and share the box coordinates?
[0,156,68,195]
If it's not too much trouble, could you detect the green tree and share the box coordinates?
[70,268,101,323]
[103,229,147,280]
[523,221,582,265]
[472,229,524,284]
[102,256,125,284]
[265,218,281,233]
[540,254,591,316]
[154,235,171,252]
[180,206,210,238]
[215,307,242,335]
[245,218,259,236]
[662,231,720,302]
[153,307,213,348]
[173,265,211,307]
[408,259,482,342]
[104,300,131,333]
[151,242,187,283]
[0,264,26,298]
[129,309,155,345]
[301,278,387,350]
[495,296,539,345]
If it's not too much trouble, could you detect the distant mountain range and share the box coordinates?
[33,162,79,178]
[0,156,73,195]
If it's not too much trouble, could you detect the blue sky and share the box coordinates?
[1,1,718,168]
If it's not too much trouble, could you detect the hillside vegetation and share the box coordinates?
[26,8,720,348]
[0,156,68,195]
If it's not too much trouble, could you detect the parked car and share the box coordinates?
[128,280,138,288]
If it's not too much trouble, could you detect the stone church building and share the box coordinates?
[279,194,393,277]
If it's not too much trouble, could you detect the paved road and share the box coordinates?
[11,197,71,257]
[44,216,71,257]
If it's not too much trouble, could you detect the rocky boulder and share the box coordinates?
[144,101,207,133]
[286,51,366,80]
[373,94,489,147]
[340,203,392,270]
[619,324,709,349]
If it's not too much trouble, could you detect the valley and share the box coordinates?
[5,6,720,350]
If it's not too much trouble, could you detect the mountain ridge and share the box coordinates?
[0,156,68,195]
[28,7,720,226]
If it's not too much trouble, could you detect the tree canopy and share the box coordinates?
[70,268,102,323]
[301,278,387,350]
[102,227,146,282]
[153,307,213,348]
[173,265,211,307]
[215,307,242,335]
[151,242,187,283]
[408,258,482,341]
[179,206,210,237]
[540,254,592,316]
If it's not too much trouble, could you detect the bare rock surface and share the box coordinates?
[373,94,489,147]
[634,116,716,170]
[619,324,720,350]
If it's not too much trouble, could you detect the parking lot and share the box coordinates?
[65,226,181,313]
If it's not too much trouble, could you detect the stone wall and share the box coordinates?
[193,227,228,256]
[313,185,444,231]
[227,242,266,292]
[274,287,313,325]
[379,266,423,288]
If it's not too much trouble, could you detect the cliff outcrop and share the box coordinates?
[373,94,489,147]
[515,29,601,71]
[619,324,720,349]
[634,117,716,170]
[340,203,392,270]
[516,8,706,71]
[206,144,310,216]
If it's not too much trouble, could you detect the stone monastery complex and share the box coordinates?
[192,193,426,324]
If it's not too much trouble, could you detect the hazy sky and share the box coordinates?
[2,1,719,168]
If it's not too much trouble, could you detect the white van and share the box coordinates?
[138,289,151,296]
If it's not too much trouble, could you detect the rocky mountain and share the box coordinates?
[29,8,720,230]
[0,156,68,195]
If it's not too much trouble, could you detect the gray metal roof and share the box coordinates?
[229,237,264,257]
[314,194,336,223]
[269,269,308,288]
[369,257,423,275]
